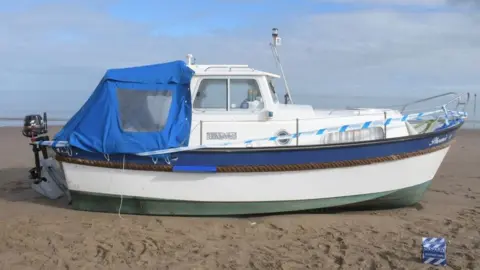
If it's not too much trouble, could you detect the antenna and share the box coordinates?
[270,28,293,104]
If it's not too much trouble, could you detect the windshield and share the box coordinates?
[268,79,279,103]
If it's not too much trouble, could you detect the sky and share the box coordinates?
[1,0,479,117]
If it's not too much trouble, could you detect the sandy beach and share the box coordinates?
[0,126,478,270]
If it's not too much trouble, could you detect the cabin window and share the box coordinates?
[193,78,264,111]
[193,79,228,110]
[229,79,264,110]
[116,89,172,132]
[323,127,385,144]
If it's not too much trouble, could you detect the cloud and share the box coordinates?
[447,0,480,8]
[331,0,447,5]
[317,0,480,10]
[1,1,479,116]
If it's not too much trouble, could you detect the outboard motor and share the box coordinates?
[22,112,50,184]
[22,113,48,138]
[21,112,69,201]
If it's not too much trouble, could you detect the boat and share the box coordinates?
[24,28,470,216]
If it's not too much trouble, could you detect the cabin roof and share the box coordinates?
[187,64,281,78]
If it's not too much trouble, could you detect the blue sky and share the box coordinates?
[1,0,479,117]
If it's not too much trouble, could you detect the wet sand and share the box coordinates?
[0,126,478,270]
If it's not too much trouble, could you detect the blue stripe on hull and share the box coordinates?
[55,125,459,167]
[172,166,217,172]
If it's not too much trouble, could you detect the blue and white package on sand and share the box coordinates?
[422,237,447,266]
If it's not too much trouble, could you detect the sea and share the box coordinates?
[1,93,478,129]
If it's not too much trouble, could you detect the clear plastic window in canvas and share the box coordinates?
[116,88,173,132]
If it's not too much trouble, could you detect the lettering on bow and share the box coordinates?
[429,134,452,146]
[206,132,237,140]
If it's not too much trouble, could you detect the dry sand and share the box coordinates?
[0,126,478,270]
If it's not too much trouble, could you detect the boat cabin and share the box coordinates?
[185,57,411,147]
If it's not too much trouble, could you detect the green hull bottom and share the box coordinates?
[69,180,432,216]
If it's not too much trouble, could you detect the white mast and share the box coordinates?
[270,28,293,104]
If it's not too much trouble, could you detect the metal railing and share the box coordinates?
[203,65,255,72]
[340,92,470,116]
[391,92,469,114]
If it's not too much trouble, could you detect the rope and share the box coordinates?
[118,154,125,219]
[55,142,451,173]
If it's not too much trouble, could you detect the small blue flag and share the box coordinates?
[422,237,447,266]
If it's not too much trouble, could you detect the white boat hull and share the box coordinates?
[58,146,450,215]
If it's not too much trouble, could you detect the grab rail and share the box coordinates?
[203,65,255,72]
[396,92,470,114]
[343,92,470,116]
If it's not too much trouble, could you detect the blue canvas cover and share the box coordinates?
[54,60,195,155]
